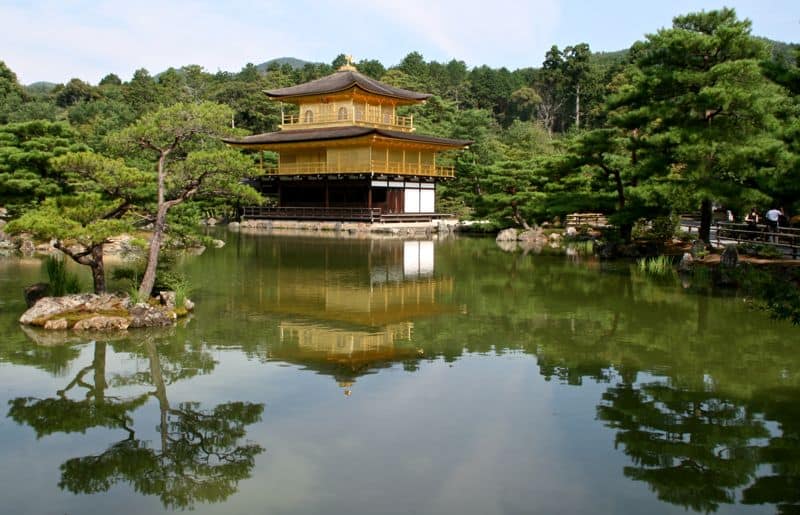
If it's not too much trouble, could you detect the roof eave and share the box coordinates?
[264,84,431,103]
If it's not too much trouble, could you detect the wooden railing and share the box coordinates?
[565,213,609,227]
[271,162,329,175]
[716,222,800,258]
[242,206,382,221]
[372,160,453,177]
[267,160,455,178]
[281,112,414,131]
[241,206,453,222]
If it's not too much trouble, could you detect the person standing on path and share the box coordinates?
[766,207,782,242]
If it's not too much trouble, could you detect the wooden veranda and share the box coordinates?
[241,206,453,223]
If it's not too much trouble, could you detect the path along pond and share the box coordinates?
[1,231,798,515]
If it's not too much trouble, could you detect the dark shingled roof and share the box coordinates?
[224,126,472,148]
[265,70,432,101]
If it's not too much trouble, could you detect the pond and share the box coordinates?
[0,231,798,515]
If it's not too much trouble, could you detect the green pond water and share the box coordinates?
[1,231,799,515]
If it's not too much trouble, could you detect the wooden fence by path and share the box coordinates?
[715,222,800,259]
[565,213,609,228]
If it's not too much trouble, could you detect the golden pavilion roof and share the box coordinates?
[223,126,471,149]
[265,69,431,102]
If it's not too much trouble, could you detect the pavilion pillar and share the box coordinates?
[368,185,374,221]
[324,178,329,208]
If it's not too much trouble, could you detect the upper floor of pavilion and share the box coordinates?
[266,59,430,133]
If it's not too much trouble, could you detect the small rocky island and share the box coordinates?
[19,291,193,331]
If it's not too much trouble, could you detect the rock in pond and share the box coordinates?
[43,318,68,330]
[128,304,175,328]
[159,290,177,309]
[73,316,130,331]
[518,227,545,243]
[24,283,50,308]
[496,228,518,241]
[19,294,130,326]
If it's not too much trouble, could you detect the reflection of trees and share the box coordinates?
[597,382,767,512]
[8,342,147,437]
[8,337,264,510]
[0,326,82,376]
[742,387,800,515]
[59,399,263,509]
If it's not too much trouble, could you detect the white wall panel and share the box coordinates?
[404,188,420,213]
[420,189,435,213]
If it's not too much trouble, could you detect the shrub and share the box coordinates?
[737,243,784,259]
[650,215,679,242]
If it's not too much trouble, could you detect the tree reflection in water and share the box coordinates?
[7,337,264,510]
[597,382,767,512]
[742,387,800,515]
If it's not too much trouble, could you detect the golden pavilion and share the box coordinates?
[224,58,471,222]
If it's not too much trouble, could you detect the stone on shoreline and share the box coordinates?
[691,239,707,258]
[496,228,518,241]
[721,244,739,268]
[678,252,694,273]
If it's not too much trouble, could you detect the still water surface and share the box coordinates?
[1,232,798,515]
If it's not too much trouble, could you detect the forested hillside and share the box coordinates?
[1,7,798,244]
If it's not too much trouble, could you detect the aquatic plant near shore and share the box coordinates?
[637,255,675,277]
[164,274,193,309]
[45,256,81,296]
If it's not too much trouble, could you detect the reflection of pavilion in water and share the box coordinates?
[251,237,454,392]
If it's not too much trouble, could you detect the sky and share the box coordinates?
[1,0,798,84]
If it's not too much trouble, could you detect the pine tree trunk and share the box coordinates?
[575,83,581,130]
[138,152,169,300]
[90,245,106,294]
[138,204,168,299]
[699,198,713,245]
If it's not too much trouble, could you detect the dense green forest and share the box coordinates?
[0,7,798,246]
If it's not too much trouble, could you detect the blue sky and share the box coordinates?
[1,0,798,84]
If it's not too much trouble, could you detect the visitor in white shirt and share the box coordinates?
[765,207,784,242]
